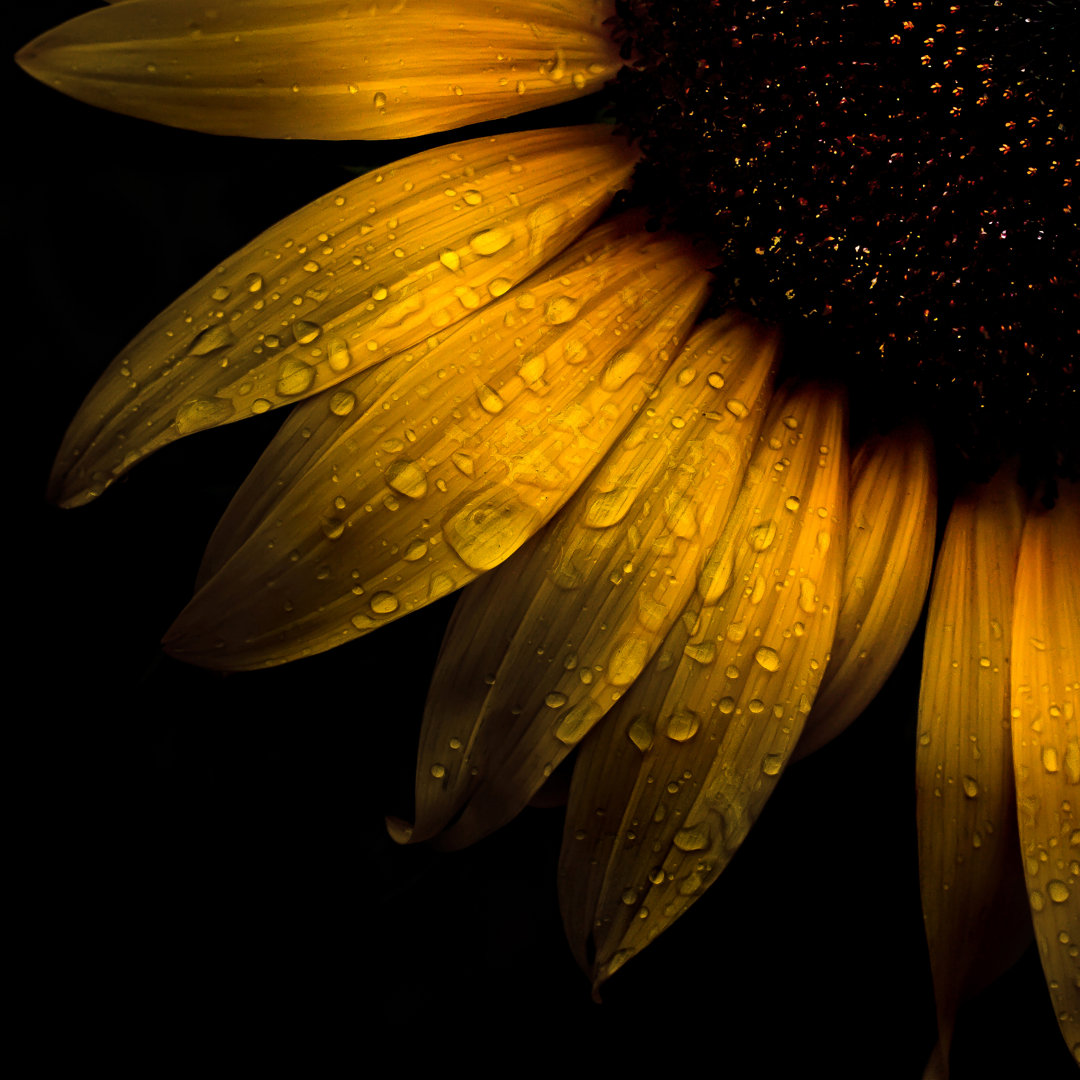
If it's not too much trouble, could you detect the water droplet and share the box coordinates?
[544,295,580,325]
[469,227,514,256]
[293,319,322,345]
[784,496,801,512]
[244,272,264,293]
[798,578,818,613]
[725,664,740,680]
[443,488,542,571]
[665,708,701,742]
[430,763,446,779]
[962,775,979,798]
[554,700,602,744]
[403,539,428,562]
[439,248,461,271]
[1048,880,1071,903]
[370,591,400,615]
[477,382,505,414]
[373,90,387,111]
[211,284,231,302]
[329,390,356,416]
[327,338,352,372]
[250,398,272,415]
[673,823,710,852]
[621,889,637,906]
[725,399,749,419]
[761,753,783,776]
[608,635,649,686]
[748,522,777,551]
[755,646,780,672]
[717,696,735,714]
[545,691,568,708]
[600,349,643,391]
[277,357,315,396]
[683,641,716,664]
[706,371,725,389]
[175,396,236,435]
[385,459,428,499]
[628,715,654,753]
[187,323,234,356]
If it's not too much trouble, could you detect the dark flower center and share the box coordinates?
[608,0,1078,486]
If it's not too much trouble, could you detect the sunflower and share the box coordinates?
[18,1,1078,1074]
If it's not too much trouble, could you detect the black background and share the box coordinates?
[11,4,1074,1074]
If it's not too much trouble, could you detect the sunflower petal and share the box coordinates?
[18,0,620,141]
[559,380,847,984]
[49,125,639,508]
[1011,483,1080,1065]
[915,467,1031,1068]
[796,424,936,758]
[164,216,712,669]
[403,314,778,848]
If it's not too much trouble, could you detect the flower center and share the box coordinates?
[608,0,1077,484]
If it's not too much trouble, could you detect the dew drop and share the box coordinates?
[748,522,777,551]
[706,371,725,389]
[608,635,649,686]
[600,350,643,391]
[544,295,580,325]
[293,320,322,345]
[673,823,710,852]
[370,591,400,615]
[725,398,749,419]
[175,396,236,435]
[430,763,446,779]
[755,646,780,673]
[277,357,315,396]
[962,775,979,798]
[403,539,428,562]
[329,390,356,416]
[545,691,568,708]
[469,227,514,256]
[761,753,783,776]
[627,715,654,753]
[477,382,505,414]
[385,459,428,499]
[443,487,542,570]
[187,323,234,356]
[1048,879,1071,903]
[665,708,701,743]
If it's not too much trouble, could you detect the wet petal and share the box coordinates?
[49,125,639,507]
[559,380,848,985]
[1011,482,1080,1065]
[915,467,1030,1067]
[403,314,778,848]
[164,216,711,669]
[797,423,936,758]
[18,0,621,140]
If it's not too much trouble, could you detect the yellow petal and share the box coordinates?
[18,0,620,140]
[49,125,639,507]
[559,380,847,984]
[915,467,1030,1068]
[1011,482,1080,1065]
[164,216,712,669]
[797,424,936,758]
[402,314,778,849]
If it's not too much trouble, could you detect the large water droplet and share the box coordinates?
[443,488,542,571]
[600,350,644,391]
[627,715,654,753]
[385,459,428,499]
[673,823,710,852]
[370,591,399,615]
[666,708,701,742]
[755,646,781,673]
[277,358,315,396]
[293,320,322,345]
[748,522,777,551]
[187,323,234,356]
[469,227,514,256]
[477,382,505,414]
[608,635,649,686]
[175,396,236,435]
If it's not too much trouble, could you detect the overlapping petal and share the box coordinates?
[915,468,1031,1067]
[797,424,936,758]
[49,125,639,507]
[398,314,779,848]
[18,0,621,141]
[164,215,712,669]
[1010,483,1080,1063]
[559,380,848,986]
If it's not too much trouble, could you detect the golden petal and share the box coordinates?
[18,0,620,140]
[164,216,712,669]
[915,467,1031,1068]
[558,380,848,984]
[797,423,936,758]
[403,314,779,849]
[1010,482,1080,1065]
[49,125,639,507]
